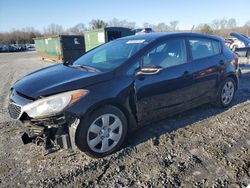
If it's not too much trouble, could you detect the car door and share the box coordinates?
[134,38,194,124]
[187,37,225,105]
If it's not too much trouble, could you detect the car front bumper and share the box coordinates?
[8,90,80,153]
[19,114,79,153]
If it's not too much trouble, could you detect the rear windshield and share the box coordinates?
[74,39,148,72]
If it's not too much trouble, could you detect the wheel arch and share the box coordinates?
[226,73,238,90]
[81,98,138,133]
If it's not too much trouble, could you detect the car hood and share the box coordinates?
[230,32,250,47]
[14,64,113,99]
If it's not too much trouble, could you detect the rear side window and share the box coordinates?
[189,38,221,60]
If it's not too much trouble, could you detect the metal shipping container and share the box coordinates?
[84,27,134,51]
[34,35,85,63]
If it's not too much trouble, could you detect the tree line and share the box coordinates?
[1,18,250,44]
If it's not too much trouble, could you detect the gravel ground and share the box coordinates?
[0,52,249,188]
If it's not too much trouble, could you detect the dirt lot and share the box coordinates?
[0,51,249,188]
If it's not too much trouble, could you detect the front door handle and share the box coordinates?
[183,71,191,77]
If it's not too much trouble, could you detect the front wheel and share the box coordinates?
[215,78,236,108]
[76,105,128,158]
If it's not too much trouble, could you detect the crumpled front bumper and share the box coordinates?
[8,89,80,154]
[18,114,80,153]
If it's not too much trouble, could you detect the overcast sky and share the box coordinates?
[0,0,249,32]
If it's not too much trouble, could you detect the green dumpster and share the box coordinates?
[84,27,134,51]
[34,35,85,63]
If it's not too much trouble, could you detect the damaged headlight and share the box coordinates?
[23,89,88,118]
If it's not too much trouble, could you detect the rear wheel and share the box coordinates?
[215,78,236,108]
[76,105,128,158]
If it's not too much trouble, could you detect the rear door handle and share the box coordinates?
[182,71,193,78]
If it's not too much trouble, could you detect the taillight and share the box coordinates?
[233,54,239,70]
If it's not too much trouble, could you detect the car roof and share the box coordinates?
[120,32,223,42]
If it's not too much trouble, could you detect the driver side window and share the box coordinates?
[142,38,187,69]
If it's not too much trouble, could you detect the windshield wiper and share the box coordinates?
[63,61,72,66]
[70,64,101,73]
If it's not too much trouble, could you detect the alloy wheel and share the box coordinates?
[221,80,235,105]
[87,114,123,153]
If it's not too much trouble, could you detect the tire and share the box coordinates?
[238,69,242,78]
[215,77,236,108]
[75,105,128,158]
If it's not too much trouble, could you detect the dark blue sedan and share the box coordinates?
[8,32,239,157]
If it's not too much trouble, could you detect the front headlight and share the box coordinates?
[23,89,88,118]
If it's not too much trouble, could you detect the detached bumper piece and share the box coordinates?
[20,114,79,155]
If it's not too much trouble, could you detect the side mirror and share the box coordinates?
[136,66,162,76]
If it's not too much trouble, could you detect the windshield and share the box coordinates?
[73,39,148,71]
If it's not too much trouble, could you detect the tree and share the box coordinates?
[67,23,86,34]
[28,32,37,43]
[156,23,169,32]
[89,19,107,30]
[43,24,64,35]
[245,20,250,27]
[200,24,214,34]
[219,18,227,29]
[120,20,136,29]
[108,18,136,29]
[0,27,41,44]
[211,19,221,30]
[244,20,250,36]
[227,18,237,29]
[169,20,179,31]
[211,18,237,30]
[108,18,120,27]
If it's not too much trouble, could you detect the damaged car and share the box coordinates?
[8,32,239,158]
[230,32,250,59]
